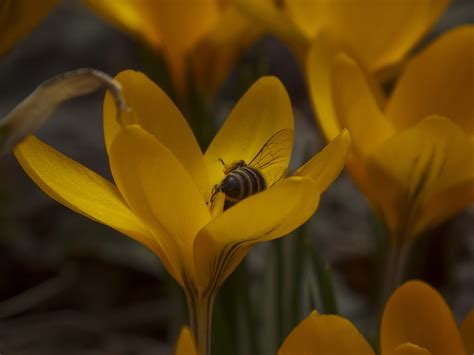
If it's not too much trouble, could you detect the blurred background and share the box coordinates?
[0,0,473,354]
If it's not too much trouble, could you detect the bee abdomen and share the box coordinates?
[221,166,266,206]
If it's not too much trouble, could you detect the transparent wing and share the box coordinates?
[248,129,292,185]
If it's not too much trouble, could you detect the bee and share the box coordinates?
[210,129,292,210]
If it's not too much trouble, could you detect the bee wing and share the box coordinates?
[248,129,293,173]
[263,166,288,187]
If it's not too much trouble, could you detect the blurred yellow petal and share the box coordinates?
[13,136,161,253]
[83,0,161,47]
[85,0,218,96]
[278,311,374,355]
[175,327,197,355]
[461,309,474,354]
[306,32,345,141]
[286,0,449,71]
[104,70,209,195]
[194,176,318,288]
[234,0,308,50]
[0,0,59,56]
[387,26,474,133]
[85,0,218,55]
[306,32,386,142]
[381,281,465,355]
[205,76,293,188]
[332,54,394,158]
[389,343,431,355]
[109,125,211,283]
[366,116,474,239]
[294,129,351,192]
[192,5,262,95]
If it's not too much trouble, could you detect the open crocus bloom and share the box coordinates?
[308,25,474,243]
[14,72,350,353]
[235,0,449,75]
[84,0,261,96]
[279,281,471,355]
[0,0,59,56]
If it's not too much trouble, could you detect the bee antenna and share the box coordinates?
[218,158,225,166]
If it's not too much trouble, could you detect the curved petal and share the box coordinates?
[387,26,474,134]
[306,32,386,142]
[332,54,394,158]
[192,5,262,95]
[85,0,218,55]
[83,0,161,48]
[0,0,59,56]
[278,311,374,355]
[13,136,159,253]
[381,280,465,355]
[109,125,211,284]
[366,116,474,240]
[461,309,474,354]
[204,76,294,189]
[175,327,197,355]
[233,0,308,51]
[194,176,319,288]
[390,343,431,355]
[104,70,208,195]
[306,32,344,141]
[294,129,351,193]
[289,0,449,71]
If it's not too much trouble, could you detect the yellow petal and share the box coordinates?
[366,116,474,240]
[104,70,209,195]
[233,0,308,51]
[175,327,197,355]
[0,0,59,56]
[192,5,262,95]
[381,280,465,355]
[306,31,344,141]
[278,311,374,355]
[389,343,432,355]
[83,0,161,48]
[13,136,159,253]
[332,53,394,158]
[294,129,351,193]
[287,0,449,71]
[461,309,474,354]
[306,32,387,142]
[205,76,294,189]
[109,125,211,283]
[387,26,474,134]
[85,0,218,55]
[194,176,319,288]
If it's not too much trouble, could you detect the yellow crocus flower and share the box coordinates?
[279,281,470,355]
[83,0,260,96]
[0,0,60,56]
[235,0,449,75]
[13,72,350,354]
[307,25,474,244]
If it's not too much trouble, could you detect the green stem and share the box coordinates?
[186,292,216,355]
[274,239,285,345]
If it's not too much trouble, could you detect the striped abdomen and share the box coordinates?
[220,166,266,209]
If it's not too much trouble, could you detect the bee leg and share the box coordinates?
[209,184,220,204]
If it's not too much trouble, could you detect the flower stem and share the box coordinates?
[186,291,215,355]
[382,241,411,302]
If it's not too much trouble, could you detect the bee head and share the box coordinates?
[219,159,246,174]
